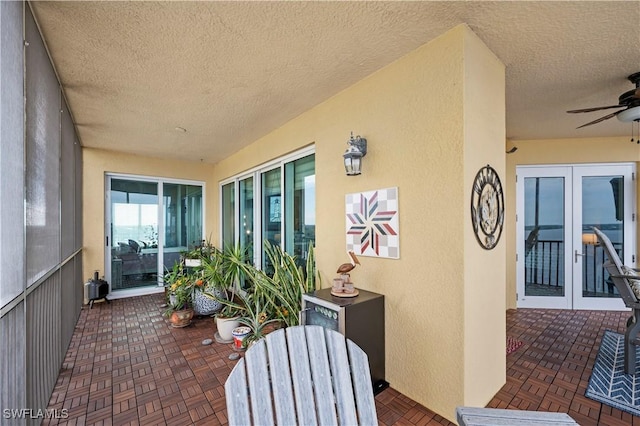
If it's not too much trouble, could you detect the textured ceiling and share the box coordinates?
[30,1,640,164]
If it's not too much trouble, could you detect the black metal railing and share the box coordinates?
[525,240,622,296]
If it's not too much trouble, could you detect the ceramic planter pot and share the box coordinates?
[184,258,201,267]
[232,326,251,350]
[216,316,241,341]
[192,287,225,316]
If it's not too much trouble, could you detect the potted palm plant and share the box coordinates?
[241,241,317,327]
[202,243,252,341]
[223,242,317,346]
[187,242,226,316]
[236,291,282,348]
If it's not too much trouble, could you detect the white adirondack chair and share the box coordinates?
[224,325,377,426]
[456,407,578,425]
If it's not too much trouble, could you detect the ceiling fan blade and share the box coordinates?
[576,111,620,129]
[567,105,626,113]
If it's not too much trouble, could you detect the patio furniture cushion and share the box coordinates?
[224,325,377,425]
[622,265,640,299]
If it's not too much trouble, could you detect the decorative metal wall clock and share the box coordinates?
[470,165,504,250]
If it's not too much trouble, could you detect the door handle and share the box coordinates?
[575,250,585,263]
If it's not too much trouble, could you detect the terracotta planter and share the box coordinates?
[262,321,284,335]
[169,308,194,328]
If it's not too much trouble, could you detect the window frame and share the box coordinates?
[219,145,315,270]
[105,173,206,297]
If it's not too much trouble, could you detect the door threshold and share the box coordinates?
[108,286,164,300]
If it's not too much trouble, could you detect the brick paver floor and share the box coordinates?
[43,293,639,425]
[43,293,452,425]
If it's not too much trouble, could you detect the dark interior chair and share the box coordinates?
[593,227,640,374]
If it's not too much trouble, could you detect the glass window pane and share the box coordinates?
[262,168,281,274]
[164,183,203,271]
[239,177,254,260]
[582,175,623,299]
[110,179,158,290]
[221,183,235,249]
[284,155,315,265]
[524,177,565,297]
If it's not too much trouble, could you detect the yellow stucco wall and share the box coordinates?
[210,24,505,421]
[81,23,508,422]
[505,136,639,309]
[462,28,506,405]
[82,148,216,283]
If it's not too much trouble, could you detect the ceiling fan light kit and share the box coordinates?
[568,72,640,128]
[617,105,640,123]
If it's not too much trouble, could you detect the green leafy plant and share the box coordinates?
[202,240,317,343]
[183,238,217,260]
[237,293,282,347]
[163,263,203,316]
[229,241,317,328]
[201,242,253,318]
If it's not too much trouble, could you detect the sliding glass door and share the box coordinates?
[107,175,204,295]
[163,183,203,274]
[284,155,316,266]
[109,179,159,291]
[220,148,315,275]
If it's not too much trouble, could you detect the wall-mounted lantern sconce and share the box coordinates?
[343,132,367,176]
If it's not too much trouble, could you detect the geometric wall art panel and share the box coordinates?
[345,187,399,259]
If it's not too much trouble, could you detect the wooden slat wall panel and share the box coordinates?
[26,273,62,425]
[0,302,26,426]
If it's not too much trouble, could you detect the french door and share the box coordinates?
[516,164,635,310]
